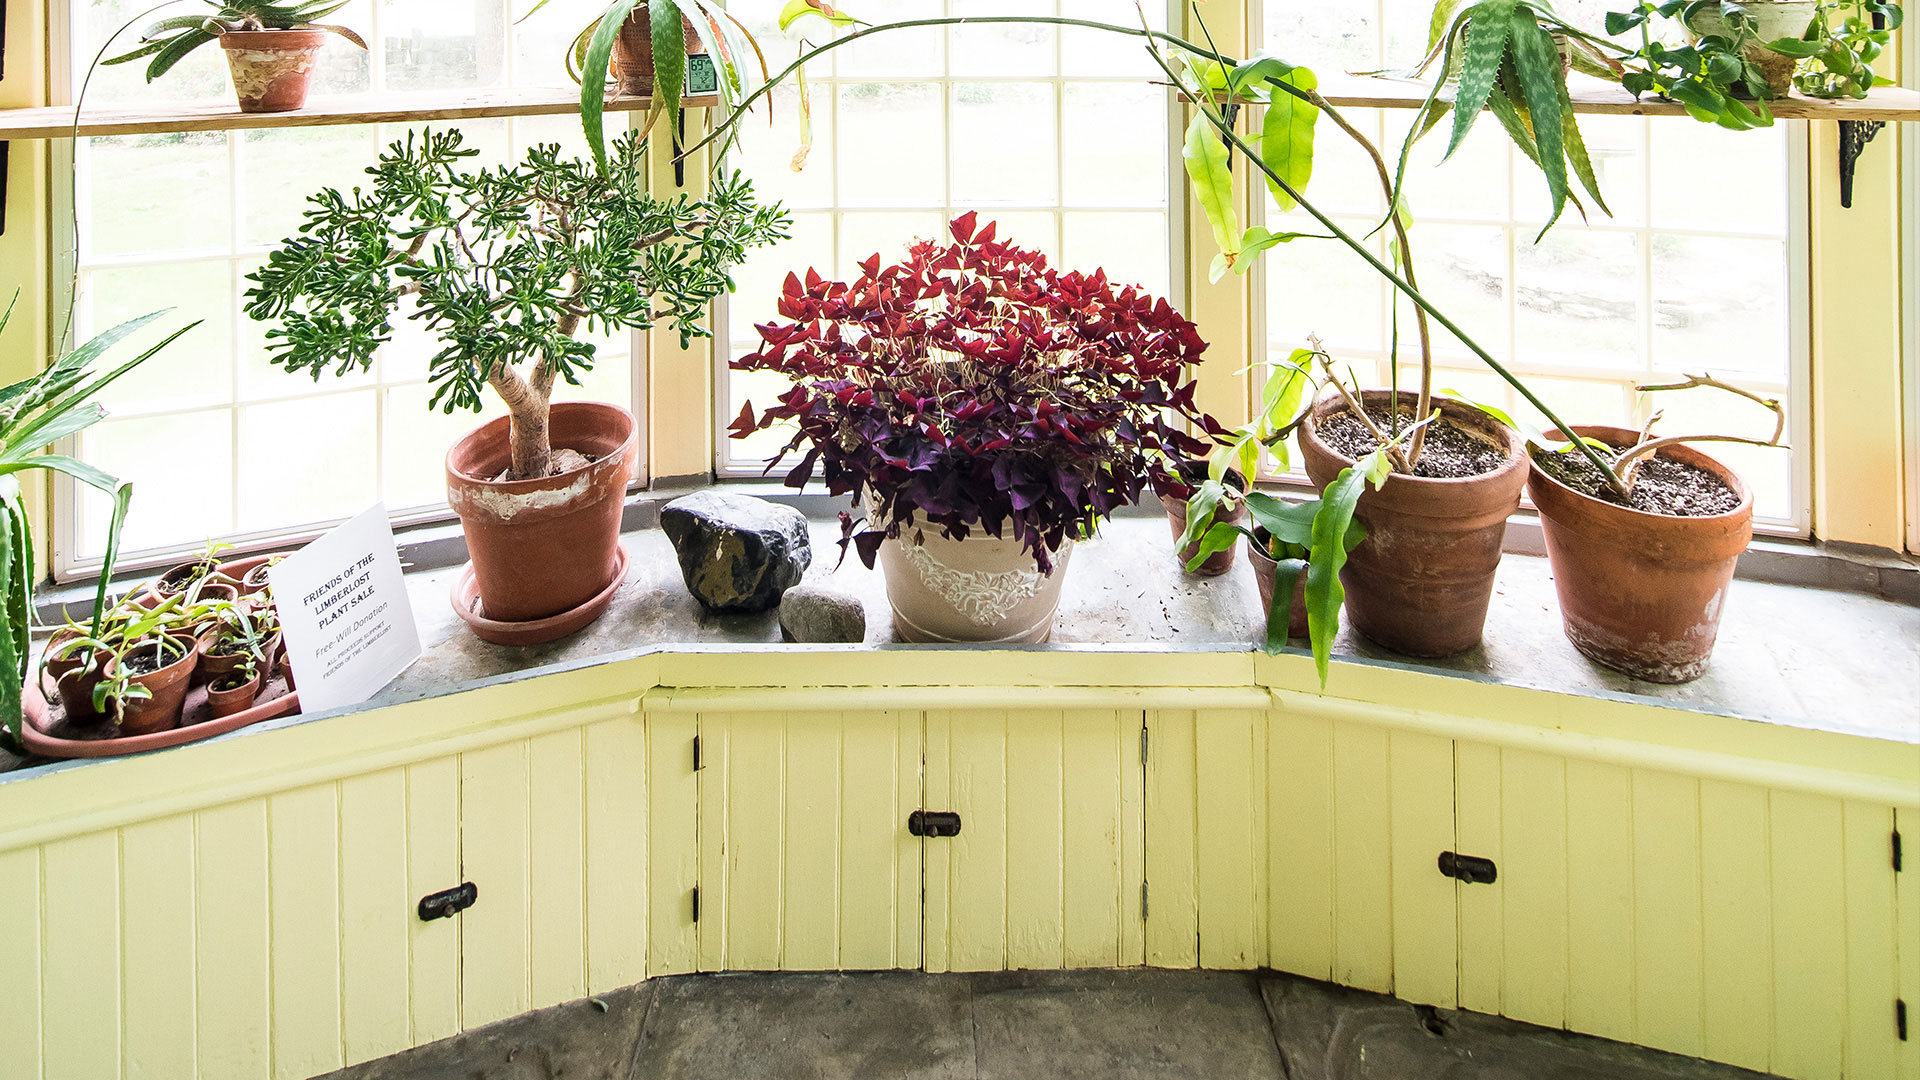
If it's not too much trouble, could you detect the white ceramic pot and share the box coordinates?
[875,514,1074,644]
[1684,0,1818,95]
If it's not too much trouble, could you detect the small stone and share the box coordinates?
[661,491,811,613]
[779,584,866,643]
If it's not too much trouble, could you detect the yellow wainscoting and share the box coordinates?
[0,649,1913,1080]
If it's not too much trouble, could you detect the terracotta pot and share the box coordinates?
[281,654,297,692]
[1247,531,1310,641]
[198,629,282,687]
[1299,390,1528,658]
[1527,425,1753,684]
[1684,0,1817,95]
[45,633,113,725]
[241,560,278,595]
[611,6,705,97]
[220,28,329,113]
[876,514,1074,644]
[111,633,199,736]
[1159,463,1246,576]
[206,671,264,720]
[445,401,637,628]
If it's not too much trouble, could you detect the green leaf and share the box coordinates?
[1507,11,1569,236]
[1763,36,1823,56]
[1556,78,1611,218]
[144,27,217,81]
[1259,66,1319,209]
[1265,557,1306,655]
[581,0,641,170]
[1176,480,1229,551]
[651,0,688,124]
[0,494,19,751]
[1305,451,1390,687]
[1245,492,1318,548]
[1182,112,1241,275]
[778,0,859,32]
[1260,352,1312,435]
[1446,0,1518,161]
[93,483,134,644]
[1183,521,1248,574]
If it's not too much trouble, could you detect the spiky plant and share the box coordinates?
[103,0,367,82]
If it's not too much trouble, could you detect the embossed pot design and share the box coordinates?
[1527,425,1753,684]
[1299,390,1528,658]
[445,402,637,630]
[611,6,705,96]
[876,515,1075,644]
[220,29,329,113]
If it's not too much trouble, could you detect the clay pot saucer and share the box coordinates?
[19,669,300,760]
[450,543,630,646]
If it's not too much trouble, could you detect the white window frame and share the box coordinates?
[1247,0,1814,537]
[710,0,1188,478]
[1904,44,1919,554]
[46,0,651,582]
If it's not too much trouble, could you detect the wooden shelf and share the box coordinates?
[0,86,721,141]
[1312,72,1920,122]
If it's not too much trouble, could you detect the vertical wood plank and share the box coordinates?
[1332,721,1393,994]
[1897,807,1920,1080]
[1455,741,1503,1015]
[1387,730,1456,1009]
[43,832,119,1080]
[694,712,728,973]
[1565,760,1635,1043]
[1268,708,1334,979]
[1698,779,1773,1073]
[1062,710,1124,969]
[0,846,43,1080]
[405,757,461,1045]
[120,817,195,1080]
[1500,749,1567,1030]
[584,716,648,993]
[340,771,409,1066]
[1118,710,1147,968]
[947,710,1007,972]
[648,711,700,976]
[1196,709,1262,969]
[896,712,924,970]
[528,728,586,1006]
[839,710,917,971]
[722,713,785,970]
[1144,709,1199,968]
[195,800,271,1080]
[1632,769,1704,1059]
[266,784,343,1079]
[460,740,531,1028]
[1005,710,1065,969]
[1842,800,1898,1078]
[783,713,841,970]
[1771,790,1847,1080]
[923,711,953,973]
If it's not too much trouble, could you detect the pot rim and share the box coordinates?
[444,400,636,493]
[219,27,331,45]
[1300,389,1526,487]
[112,631,197,680]
[1526,423,1754,525]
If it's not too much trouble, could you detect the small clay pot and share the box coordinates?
[221,28,329,113]
[241,560,278,595]
[198,629,282,687]
[206,670,264,720]
[280,654,297,692]
[45,633,113,725]
[1527,426,1754,684]
[1159,463,1247,576]
[1247,530,1310,641]
[110,633,199,736]
[610,5,705,97]
[1299,390,1528,658]
[445,402,637,632]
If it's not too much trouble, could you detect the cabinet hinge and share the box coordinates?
[1894,829,1903,872]
[691,886,701,924]
[1897,998,1908,1041]
[693,735,702,772]
[1140,726,1149,765]
[1141,881,1149,920]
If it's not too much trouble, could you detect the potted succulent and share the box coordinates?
[104,0,368,114]
[1518,376,1787,682]
[245,129,787,640]
[206,656,264,719]
[198,601,282,688]
[0,296,194,752]
[43,595,203,735]
[730,213,1221,643]
[1161,462,1247,576]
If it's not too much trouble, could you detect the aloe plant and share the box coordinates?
[102,0,367,82]
[0,297,197,752]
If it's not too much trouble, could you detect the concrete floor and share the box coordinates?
[320,969,1774,1080]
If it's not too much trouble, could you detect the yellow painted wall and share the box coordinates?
[1,650,1913,1080]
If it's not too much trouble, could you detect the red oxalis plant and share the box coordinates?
[730,212,1224,572]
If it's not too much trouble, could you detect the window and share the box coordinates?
[53,0,642,576]
[714,0,1178,476]
[1255,0,1810,531]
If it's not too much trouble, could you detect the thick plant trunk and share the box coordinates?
[507,402,552,481]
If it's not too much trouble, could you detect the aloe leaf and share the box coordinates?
[1182,112,1241,272]
[1259,66,1319,210]
[144,27,217,82]
[652,0,688,123]
[1446,0,1517,161]
[1556,78,1611,217]
[1507,10,1568,235]
[1265,557,1306,655]
[0,495,20,749]
[581,0,640,169]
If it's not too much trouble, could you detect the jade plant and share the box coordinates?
[103,0,367,81]
[244,129,789,481]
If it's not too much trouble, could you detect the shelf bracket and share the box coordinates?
[1838,118,1886,209]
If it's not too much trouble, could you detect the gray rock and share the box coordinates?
[779,583,866,643]
[660,492,811,613]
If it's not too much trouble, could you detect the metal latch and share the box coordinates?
[908,810,963,838]
[1437,852,1498,885]
[418,882,479,921]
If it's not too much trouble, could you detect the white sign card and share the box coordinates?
[269,502,422,713]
